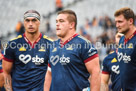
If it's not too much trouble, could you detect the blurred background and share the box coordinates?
[0,0,136,65]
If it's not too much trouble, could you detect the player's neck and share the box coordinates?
[125,25,136,39]
[60,30,76,43]
[25,32,41,43]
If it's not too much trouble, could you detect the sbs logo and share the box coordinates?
[19,54,44,65]
[50,55,70,66]
[118,52,131,63]
[60,55,70,65]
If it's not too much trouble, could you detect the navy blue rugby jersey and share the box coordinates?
[48,34,98,91]
[102,51,121,91]
[3,33,53,91]
[118,31,136,91]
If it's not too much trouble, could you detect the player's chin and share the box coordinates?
[117,29,122,33]
[56,31,61,36]
[56,33,60,37]
[28,31,37,34]
[56,33,63,38]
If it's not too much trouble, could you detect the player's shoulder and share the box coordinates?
[9,35,23,42]
[109,51,115,54]
[120,36,125,41]
[132,33,136,40]
[103,51,116,62]
[52,39,60,46]
[42,35,54,43]
[108,51,116,57]
[76,35,91,44]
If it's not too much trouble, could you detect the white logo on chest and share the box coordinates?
[50,55,70,66]
[19,54,31,64]
[118,52,131,63]
[111,65,120,74]
[19,54,44,65]
[50,55,59,66]
[60,55,70,64]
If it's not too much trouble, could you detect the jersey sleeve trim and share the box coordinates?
[47,66,51,72]
[0,69,3,73]
[3,57,14,62]
[48,63,51,67]
[102,71,109,74]
[48,63,51,71]
[84,54,98,63]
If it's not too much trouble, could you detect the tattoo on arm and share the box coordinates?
[5,77,10,85]
[4,77,12,91]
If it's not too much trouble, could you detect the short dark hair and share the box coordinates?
[58,10,77,29]
[114,7,135,24]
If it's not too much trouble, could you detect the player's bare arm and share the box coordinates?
[0,72,4,88]
[85,57,101,91]
[2,60,13,91]
[0,54,4,88]
[100,74,110,91]
[44,68,52,91]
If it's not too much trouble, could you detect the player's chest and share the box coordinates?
[49,47,81,66]
[109,61,120,74]
[118,41,136,63]
[14,46,48,65]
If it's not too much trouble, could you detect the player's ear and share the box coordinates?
[129,18,134,25]
[70,22,75,29]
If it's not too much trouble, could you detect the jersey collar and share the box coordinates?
[23,33,42,48]
[60,33,78,47]
[124,31,136,44]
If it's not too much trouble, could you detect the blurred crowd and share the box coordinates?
[0,0,136,66]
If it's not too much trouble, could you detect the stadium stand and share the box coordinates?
[0,0,136,61]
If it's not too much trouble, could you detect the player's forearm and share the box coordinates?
[4,74,12,91]
[90,73,101,91]
[0,73,4,87]
[2,60,13,91]
[44,84,50,91]
[100,83,109,91]
[44,80,51,91]
[44,70,52,91]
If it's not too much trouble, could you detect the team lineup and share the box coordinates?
[0,7,136,91]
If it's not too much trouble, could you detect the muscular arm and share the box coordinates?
[2,60,13,91]
[85,57,101,91]
[44,67,52,91]
[100,74,110,91]
[0,72,4,87]
[0,53,4,88]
